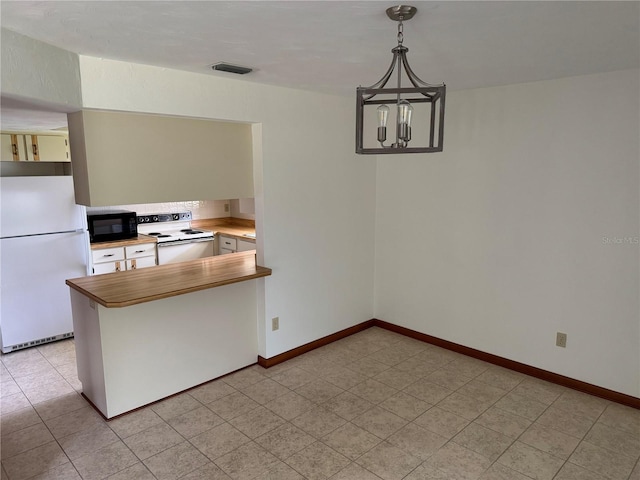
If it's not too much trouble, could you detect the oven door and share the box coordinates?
[157,238,214,265]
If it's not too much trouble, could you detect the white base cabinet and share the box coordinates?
[91,242,156,274]
[218,235,255,255]
[91,246,126,274]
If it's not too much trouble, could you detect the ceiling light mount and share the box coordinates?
[385,5,417,21]
[356,5,446,154]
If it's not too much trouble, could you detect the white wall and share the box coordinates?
[230,198,256,220]
[77,57,377,359]
[375,69,640,397]
[0,29,82,109]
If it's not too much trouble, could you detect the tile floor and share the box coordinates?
[1,327,639,480]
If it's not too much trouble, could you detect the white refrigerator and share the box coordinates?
[0,176,89,353]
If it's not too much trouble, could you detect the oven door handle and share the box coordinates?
[157,237,215,247]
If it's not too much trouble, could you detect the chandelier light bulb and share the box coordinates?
[397,100,413,142]
[377,104,390,128]
[377,104,390,144]
[397,100,413,126]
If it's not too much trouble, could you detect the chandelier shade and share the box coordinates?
[356,5,446,154]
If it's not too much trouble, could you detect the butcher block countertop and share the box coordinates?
[66,250,271,308]
[192,218,256,242]
[90,234,157,250]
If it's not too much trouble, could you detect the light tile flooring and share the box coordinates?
[1,327,639,480]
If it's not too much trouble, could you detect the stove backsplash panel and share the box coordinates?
[86,199,229,219]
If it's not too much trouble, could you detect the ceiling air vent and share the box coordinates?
[210,62,253,75]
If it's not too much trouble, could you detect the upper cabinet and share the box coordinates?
[1,133,70,162]
[1,134,27,161]
[67,110,254,207]
[27,134,71,162]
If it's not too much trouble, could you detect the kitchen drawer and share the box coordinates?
[126,256,156,270]
[219,236,237,251]
[219,248,235,255]
[125,243,156,259]
[92,247,125,264]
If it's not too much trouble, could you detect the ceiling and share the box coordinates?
[1,1,639,130]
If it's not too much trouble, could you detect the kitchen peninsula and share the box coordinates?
[66,251,271,419]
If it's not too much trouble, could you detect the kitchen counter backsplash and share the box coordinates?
[87,199,229,219]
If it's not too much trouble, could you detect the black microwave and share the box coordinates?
[87,211,138,243]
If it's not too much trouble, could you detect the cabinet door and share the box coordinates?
[93,260,124,275]
[126,256,156,270]
[1,134,27,161]
[26,135,70,162]
[237,239,256,252]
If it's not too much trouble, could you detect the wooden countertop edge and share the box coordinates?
[66,266,272,308]
[216,231,256,242]
[66,251,272,308]
[90,234,157,250]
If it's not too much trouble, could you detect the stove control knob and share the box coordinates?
[173,214,179,220]
[152,216,158,222]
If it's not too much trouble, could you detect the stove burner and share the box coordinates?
[157,234,172,238]
[185,230,203,234]
[148,232,162,236]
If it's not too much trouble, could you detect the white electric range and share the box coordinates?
[137,212,215,265]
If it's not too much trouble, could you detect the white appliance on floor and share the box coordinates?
[0,176,89,353]
[136,212,214,265]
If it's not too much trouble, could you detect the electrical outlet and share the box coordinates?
[224,203,230,213]
[556,332,567,348]
[272,317,279,331]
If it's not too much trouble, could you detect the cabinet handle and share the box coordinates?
[103,253,114,257]
[10,135,20,161]
[32,144,38,156]
[134,250,145,253]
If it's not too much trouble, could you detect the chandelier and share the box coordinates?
[356,5,446,154]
